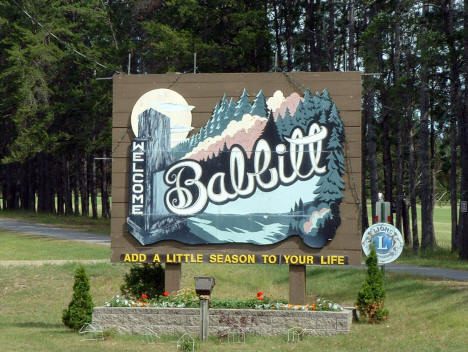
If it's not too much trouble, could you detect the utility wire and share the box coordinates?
[11,0,121,74]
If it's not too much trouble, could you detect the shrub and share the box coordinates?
[62,265,94,330]
[356,246,389,323]
[120,263,165,300]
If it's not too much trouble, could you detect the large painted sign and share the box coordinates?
[127,88,345,249]
[111,72,362,266]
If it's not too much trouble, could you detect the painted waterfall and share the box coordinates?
[127,89,345,248]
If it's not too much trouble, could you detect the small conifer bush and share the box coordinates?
[356,246,388,323]
[62,265,94,330]
[120,263,165,300]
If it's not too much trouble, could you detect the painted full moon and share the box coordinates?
[130,88,193,147]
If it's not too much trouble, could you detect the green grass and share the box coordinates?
[0,209,110,234]
[1,262,468,351]
[0,231,110,260]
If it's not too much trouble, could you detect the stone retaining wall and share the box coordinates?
[92,307,352,336]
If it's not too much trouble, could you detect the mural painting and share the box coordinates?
[127,88,345,249]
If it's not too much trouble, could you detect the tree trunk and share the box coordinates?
[81,156,89,217]
[56,158,64,215]
[282,0,293,71]
[393,0,403,232]
[419,5,435,249]
[101,153,110,218]
[90,155,98,219]
[328,0,335,71]
[459,0,468,259]
[409,128,419,250]
[362,89,369,230]
[74,162,80,216]
[348,0,355,71]
[443,0,460,252]
[64,157,73,215]
[272,0,283,70]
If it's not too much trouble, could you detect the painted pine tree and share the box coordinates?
[234,88,251,121]
[250,90,269,117]
[280,107,294,138]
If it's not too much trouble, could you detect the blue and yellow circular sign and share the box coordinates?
[361,223,403,264]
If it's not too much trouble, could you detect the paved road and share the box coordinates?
[0,219,110,245]
[1,219,468,281]
[384,263,468,281]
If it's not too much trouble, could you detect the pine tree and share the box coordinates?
[62,266,94,330]
[356,247,389,323]
[314,152,345,203]
[250,89,268,117]
[234,88,251,121]
[281,107,294,137]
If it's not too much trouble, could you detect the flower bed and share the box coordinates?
[104,290,343,312]
[93,290,352,336]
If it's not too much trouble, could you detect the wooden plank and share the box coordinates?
[112,110,362,128]
[111,201,359,221]
[112,139,362,158]
[112,177,361,204]
[114,79,361,99]
[112,154,362,176]
[289,265,306,305]
[114,95,361,115]
[114,72,362,85]
[111,124,362,146]
[165,263,181,294]
[112,158,362,204]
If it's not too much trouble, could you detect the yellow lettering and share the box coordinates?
[231,254,239,264]
[290,255,298,264]
[238,255,247,264]
[153,254,160,263]
[139,254,147,262]
[338,256,345,265]
[209,254,217,263]
[321,256,327,264]
[224,255,231,264]
[284,255,291,264]
[124,253,131,262]
[262,255,269,263]
[298,256,306,265]
[197,254,203,263]
[307,256,314,264]
[217,254,223,263]
[175,254,182,263]
[248,254,255,263]
[331,256,338,265]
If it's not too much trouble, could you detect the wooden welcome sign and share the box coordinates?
[111,72,361,268]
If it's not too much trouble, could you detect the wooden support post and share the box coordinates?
[165,263,181,294]
[289,264,306,305]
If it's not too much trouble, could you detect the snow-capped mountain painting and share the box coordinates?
[127,88,345,248]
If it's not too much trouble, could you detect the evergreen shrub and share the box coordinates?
[62,265,94,330]
[120,263,165,300]
[356,246,389,323]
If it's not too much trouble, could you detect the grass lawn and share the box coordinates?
[1,262,467,351]
[0,230,109,261]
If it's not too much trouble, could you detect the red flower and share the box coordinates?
[257,297,264,301]
[163,291,169,297]
[141,294,148,299]
[257,291,263,297]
